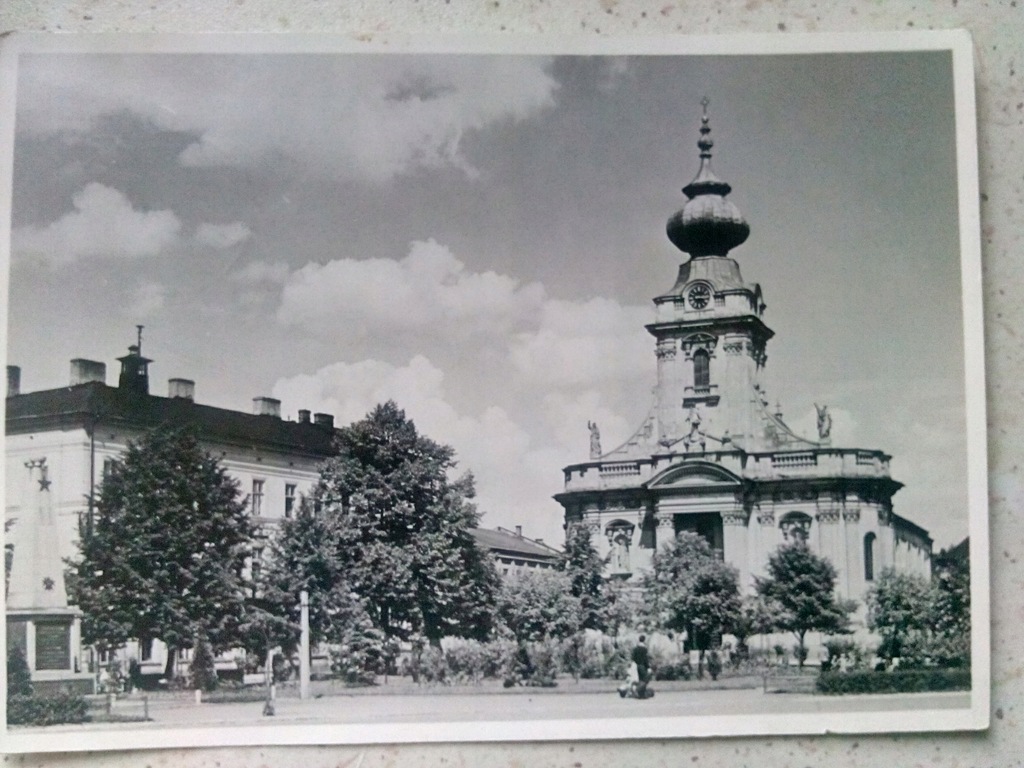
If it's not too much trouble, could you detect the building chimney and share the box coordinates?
[168,378,195,401]
[253,396,281,418]
[515,525,522,537]
[70,359,106,386]
[298,409,311,424]
[313,412,334,429]
[6,366,20,397]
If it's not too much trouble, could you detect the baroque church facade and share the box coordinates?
[555,105,931,618]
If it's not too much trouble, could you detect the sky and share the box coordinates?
[4,44,972,549]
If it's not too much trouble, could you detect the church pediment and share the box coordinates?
[646,460,743,489]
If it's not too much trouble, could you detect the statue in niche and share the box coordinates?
[607,528,631,573]
[587,421,602,459]
[815,403,833,440]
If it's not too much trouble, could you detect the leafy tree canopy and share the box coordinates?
[756,542,855,664]
[496,570,583,643]
[308,401,499,644]
[866,568,933,661]
[68,426,253,676]
[643,531,741,652]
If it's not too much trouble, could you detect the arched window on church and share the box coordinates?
[693,348,710,392]
[779,511,812,544]
[864,532,877,581]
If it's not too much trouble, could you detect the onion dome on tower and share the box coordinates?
[666,98,750,257]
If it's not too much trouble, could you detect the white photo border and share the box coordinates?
[0,29,989,753]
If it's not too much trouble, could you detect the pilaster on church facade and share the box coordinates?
[554,101,931,615]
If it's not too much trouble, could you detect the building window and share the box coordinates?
[251,479,264,516]
[284,484,297,518]
[141,638,153,661]
[864,532,877,581]
[693,349,710,391]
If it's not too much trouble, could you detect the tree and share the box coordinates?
[256,498,348,655]
[68,426,253,677]
[866,568,933,665]
[728,594,775,662]
[561,523,607,631]
[189,631,219,692]
[930,544,971,667]
[310,402,499,645]
[495,570,583,643]
[643,532,741,669]
[756,542,855,668]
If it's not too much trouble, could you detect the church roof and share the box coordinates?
[6,381,338,458]
[666,98,750,258]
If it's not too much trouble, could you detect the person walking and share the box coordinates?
[631,635,651,698]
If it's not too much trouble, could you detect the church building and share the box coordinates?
[554,104,931,620]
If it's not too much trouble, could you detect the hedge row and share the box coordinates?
[816,668,971,695]
[7,692,90,726]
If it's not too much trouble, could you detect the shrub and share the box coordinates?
[411,645,449,685]
[331,628,385,686]
[816,668,971,695]
[526,639,559,687]
[7,692,90,726]
[653,656,693,681]
[443,639,487,684]
[189,632,219,692]
[7,646,33,698]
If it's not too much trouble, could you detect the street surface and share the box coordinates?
[27,685,971,733]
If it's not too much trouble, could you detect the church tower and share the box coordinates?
[650,99,775,451]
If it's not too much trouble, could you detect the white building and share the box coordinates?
[4,340,336,690]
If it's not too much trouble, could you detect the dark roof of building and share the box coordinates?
[6,381,337,458]
[470,527,562,561]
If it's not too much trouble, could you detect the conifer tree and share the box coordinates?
[68,426,253,677]
[561,523,608,631]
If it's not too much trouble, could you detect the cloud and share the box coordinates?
[195,221,251,250]
[509,297,651,387]
[18,55,559,183]
[12,183,181,264]
[231,260,291,285]
[271,355,572,542]
[278,239,547,340]
[128,281,167,317]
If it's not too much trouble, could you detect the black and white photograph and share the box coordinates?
[1,32,988,752]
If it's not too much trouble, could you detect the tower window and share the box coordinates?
[693,349,710,391]
[251,479,264,517]
[864,532,877,581]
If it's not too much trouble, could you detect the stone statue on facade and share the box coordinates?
[815,403,832,440]
[587,420,602,459]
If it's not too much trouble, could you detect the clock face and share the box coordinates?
[688,284,711,309]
